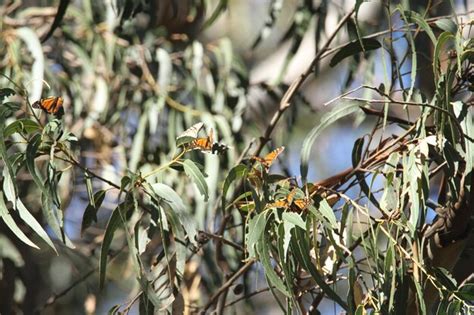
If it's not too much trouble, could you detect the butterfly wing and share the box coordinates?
[262,146,285,168]
[33,96,64,117]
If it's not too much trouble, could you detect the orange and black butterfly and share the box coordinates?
[189,128,214,151]
[268,188,310,212]
[252,146,285,170]
[32,96,64,117]
[188,128,229,154]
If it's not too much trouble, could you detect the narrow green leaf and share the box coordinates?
[150,183,197,246]
[318,199,338,229]
[40,186,70,247]
[351,137,364,167]
[446,300,462,315]
[282,220,293,259]
[412,277,426,314]
[26,134,52,202]
[161,203,186,276]
[401,9,436,44]
[329,38,381,67]
[300,102,360,182]
[148,49,171,134]
[434,19,457,34]
[100,202,128,289]
[2,168,57,253]
[183,159,209,201]
[222,164,248,210]
[355,305,365,315]
[398,9,418,102]
[432,267,457,291]
[81,190,107,235]
[282,212,306,230]
[433,32,455,80]
[0,88,15,101]
[0,192,38,249]
[458,283,474,301]
[4,119,40,137]
[246,212,267,258]
[15,196,57,253]
[257,236,291,297]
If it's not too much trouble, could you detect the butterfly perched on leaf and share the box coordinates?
[267,188,311,212]
[32,96,64,117]
[251,146,285,170]
[177,122,229,154]
[245,146,285,189]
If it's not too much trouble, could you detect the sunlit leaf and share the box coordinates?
[434,19,457,34]
[246,212,267,258]
[183,159,209,201]
[0,192,39,249]
[150,183,197,246]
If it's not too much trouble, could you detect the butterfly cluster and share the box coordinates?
[233,147,311,213]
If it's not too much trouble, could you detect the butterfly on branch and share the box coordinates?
[177,122,229,154]
[32,96,64,117]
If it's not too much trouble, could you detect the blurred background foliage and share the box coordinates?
[0,0,473,314]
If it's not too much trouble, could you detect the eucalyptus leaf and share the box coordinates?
[434,19,457,34]
[0,192,39,249]
[330,38,381,67]
[183,159,209,201]
[246,212,267,258]
[300,102,360,182]
[150,183,197,246]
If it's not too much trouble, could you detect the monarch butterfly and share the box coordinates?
[189,128,214,151]
[187,128,229,154]
[32,96,64,117]
[268,188,310,212]
[252,146,285,169]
